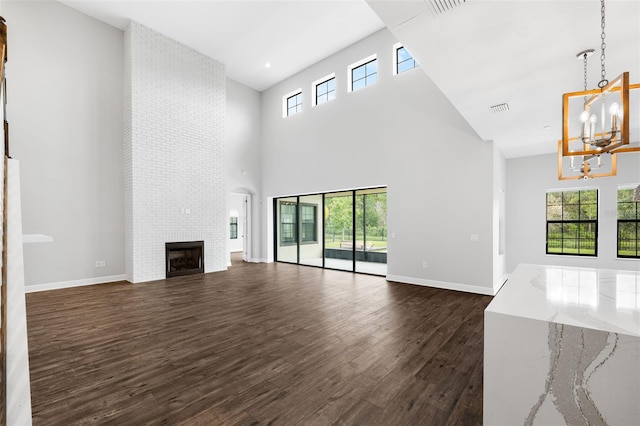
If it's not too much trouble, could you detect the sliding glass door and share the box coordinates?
[299,194,323,267]
[324,191,354,271]
[355,188,387,275]
[274,187,387,275]
[275,197,298,263]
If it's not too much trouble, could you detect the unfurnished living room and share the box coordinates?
[0,0,639,425]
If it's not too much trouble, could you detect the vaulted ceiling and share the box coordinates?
[58,0,640,158]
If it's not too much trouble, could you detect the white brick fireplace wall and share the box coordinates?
[124,22,227,283]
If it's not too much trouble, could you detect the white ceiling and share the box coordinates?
[58,0,640,158]
[367,0,640,158]
[58,0,385,92]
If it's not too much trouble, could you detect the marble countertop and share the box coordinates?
[486,264,640,337]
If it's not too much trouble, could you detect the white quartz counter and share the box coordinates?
[484,264,640,426]
[486,263,640,337]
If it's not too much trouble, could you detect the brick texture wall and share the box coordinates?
[124,22,226,283]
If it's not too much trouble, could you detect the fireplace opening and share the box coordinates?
[165,241,204,278]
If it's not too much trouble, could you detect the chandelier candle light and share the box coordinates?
[558,0,640,181]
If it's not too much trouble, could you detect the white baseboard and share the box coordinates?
[386,274,496,296]
[25,274,128,293]
[249,257,267,263]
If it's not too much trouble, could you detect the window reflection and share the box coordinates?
[616,272,640,310]
[546,267,598,307]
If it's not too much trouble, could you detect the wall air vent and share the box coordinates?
[428,0,467,16]
[490,103,510,114]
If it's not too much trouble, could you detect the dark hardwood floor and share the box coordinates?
[26,255,492,425]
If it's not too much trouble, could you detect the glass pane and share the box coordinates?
[327,78,335,92]
[324,191,353,271]
[563,204,579,220]
[366,60,377,76]
[352,64,365,81]
[578,223,596,255]
[327,90,335,101]
[563,191,580,205]
[547,192,562,206]
[547,223,562,253]
[366,73,377,86]
[352,78,366,91]
[618,188,633,203]
[355,189,387,275]
[317,93,327,105]
[299,194,323,267]
[398,60,414,74]
[397,47,411,62]
[580,204,597,220]
[618,202,635,219]
[317,82,327,96]
[547,205,562,220]
[580,190,597,204]
[618,222,638,257]
[276,197,298,263]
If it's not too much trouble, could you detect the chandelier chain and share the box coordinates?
[583,52,588,104]
[583,53,588,92]
[599,0,608,87]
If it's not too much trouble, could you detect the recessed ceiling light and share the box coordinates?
[265,62,271,68]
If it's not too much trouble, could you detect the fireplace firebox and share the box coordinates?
[165,241,204,278]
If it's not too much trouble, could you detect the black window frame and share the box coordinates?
[286,92,302,116]
[617,187,640,258]
[396,46,418,74]
[351,58,377,91]
[315,77,336,105]
[546,189,598,257]
[230,216,238,239]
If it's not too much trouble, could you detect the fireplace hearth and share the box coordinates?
[165,241,204,278]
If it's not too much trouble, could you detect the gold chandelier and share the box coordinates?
[558,0,640,181]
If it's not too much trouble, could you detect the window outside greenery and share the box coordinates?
[287,92,302,116]
[230,217,238,239]
[546,189,598,256]
[316,77,335,105]
[618,187,640,258]
[324,192,387,252]
[352,59,377,91]
[280,202,297,244]
[396,46,418,74]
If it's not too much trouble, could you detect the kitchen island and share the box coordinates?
[484,264,639,425]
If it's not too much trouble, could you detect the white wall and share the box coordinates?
[225,78,263,261]
[506,153,640,272]
[261,29,498,294]
[124,22,227,283]
[493,146,507,290]
[5,1,125,288]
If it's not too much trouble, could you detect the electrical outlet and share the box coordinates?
[100,260,106,267]
[95,261,100,268]
[422,261,428,269]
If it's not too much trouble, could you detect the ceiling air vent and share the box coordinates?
[428,0,466,16]
[490,103,510,114]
